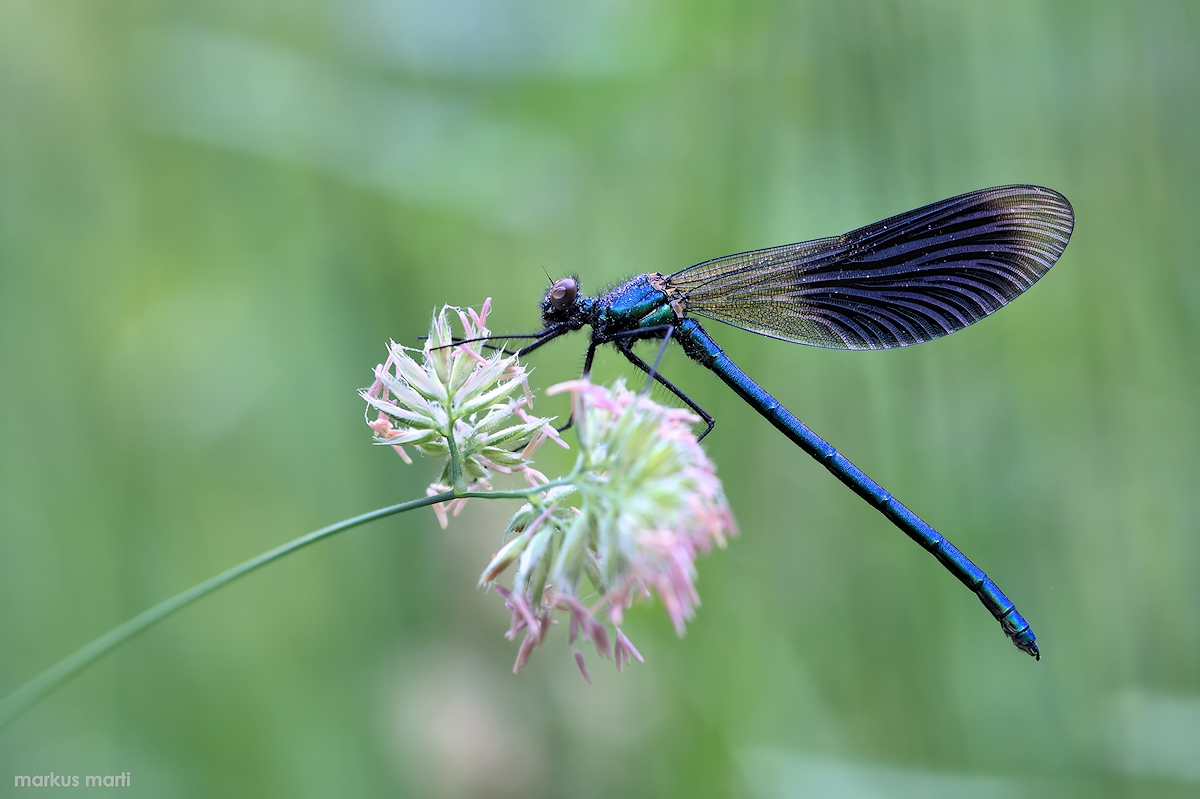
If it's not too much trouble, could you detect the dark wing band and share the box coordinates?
[668,185,1074,349]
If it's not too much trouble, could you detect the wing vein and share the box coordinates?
[670,185,1074,350]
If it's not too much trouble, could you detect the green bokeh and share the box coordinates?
[3,1,1199,796]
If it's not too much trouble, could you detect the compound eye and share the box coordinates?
[548,278,577,311]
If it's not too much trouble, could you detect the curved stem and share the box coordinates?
[458,475,578,501]
[0,491,454,729]
[447,425,466,492]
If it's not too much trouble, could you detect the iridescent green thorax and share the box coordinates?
[591,273,686,337]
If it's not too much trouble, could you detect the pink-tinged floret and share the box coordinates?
[480,378,737,679]
[361,301,560,526]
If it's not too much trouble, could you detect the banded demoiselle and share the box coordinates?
[497,185,1073,658]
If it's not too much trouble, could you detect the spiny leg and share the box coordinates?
[428,331,549,347]
[423,324,570,358]
[602,324,678,392]
[643,325,675,395]
[419,334,519,356]
[581,339,598,378]
[613,339,716,439]
[553,341,598,436]
[515,327,570,357]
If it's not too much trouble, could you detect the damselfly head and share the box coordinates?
[541,276,580,323]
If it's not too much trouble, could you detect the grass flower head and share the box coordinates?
[480,378,737,679]
[361,301,564,526]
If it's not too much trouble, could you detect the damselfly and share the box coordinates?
[483,185,1073,658]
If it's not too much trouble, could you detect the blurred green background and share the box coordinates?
[2,1,1199,796]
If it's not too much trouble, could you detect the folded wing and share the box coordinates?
[669,185,1074,349]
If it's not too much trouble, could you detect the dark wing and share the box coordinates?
[668,185,1074,349]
